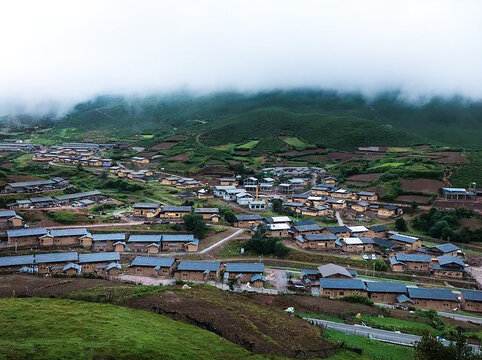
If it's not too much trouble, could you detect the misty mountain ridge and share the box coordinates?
[2,90,482,150]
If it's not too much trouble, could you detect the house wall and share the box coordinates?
[352,205,367,213]
[40,236,54,246]
[267,229,289,238]
[321,288,368,299]
[235,220,261,228]
[161,242,184,252]
[174,270,219,281]
[405,261,431,272]
[433,269,464,278]
[9,218,23,227]
[162,211,190,219]
[81,261,109,274]
[378,209,396,217]
[462,300,482,313]
[228,272,257,284]
[368,292,400,304]
[391,264,405,272]
[252,279,264,288]
[8,235,39,247]
[132,266,158,277]
[412,299,458,311]
[53,236,80,246]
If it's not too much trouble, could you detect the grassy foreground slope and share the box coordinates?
[0,297,263,360]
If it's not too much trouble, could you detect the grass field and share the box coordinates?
[0,297,264,360]
[282,137,312,149]
[324,330,414,360]
[237,140,260,150]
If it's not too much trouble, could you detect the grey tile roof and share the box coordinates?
[176,261,220,272]
[0,210,17,218]
[408,288,458,302]
[304,234,337,241]
[133,202,160,209]
[395,254,431,263]
[432,243,460,253]
[396,294,414,303]
[292,220,316,226]
[326,226,350,234]
[294,224,321,232]
[128,234,162,243]
[7,227,48,238]
[390,234,419,244]
[318,264,352,278]
[92,233,126,242]
[194,208,219,214]
[365,281,407,294]
[320,278,365,290]
[0,255,35,267]
[369,225,389,232]
[30,197,54,203]
[35,252,78,264]
[162,206,192,212]
[54,191,102,201]
[8,180,56,188]
[78,252,120,263]
[461,290,482,302]
[162,234,195,242]
[437,255,465,267]
[225,262,264,273]
[235,214,262,221]
[301,269,319,276]
[130,256,176,268]
[50,228,89,237]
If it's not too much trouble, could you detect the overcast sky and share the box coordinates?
[1,0,481,113]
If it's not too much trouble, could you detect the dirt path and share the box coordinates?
[335,211,344,226]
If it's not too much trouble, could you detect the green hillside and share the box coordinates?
[27,90,482,150]
[0,297,263,360]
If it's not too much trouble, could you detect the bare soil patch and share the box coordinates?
[345,181,369,187]
[363,154,386,161]
[276,148,325,156]
[152,142,176,150]
[400,178,444,194]
[7,175,44,182]
[346,173,381,182]
[395,195,431,204]
[169,154,189,161]
[366,186,388,195]
[428,152,468,164]
[327,152,358,161]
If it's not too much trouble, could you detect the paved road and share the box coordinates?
[438,311,482,325]
[199,228,244,254]
[335,211,344,226]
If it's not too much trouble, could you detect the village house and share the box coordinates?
[283,202,304,213]
[301,269,319,283]
[0,210,23,228]
[368,225,390,238]
[213,185,237,198]
[218,178,238,186]
[327,199,346,209]
[299,207,319,217]
[322,226,351,238]
[78,252,121,275]
[176,178,201,189]
[160,206,192,219]
[323,176,337,184]
[389,233,422,250]
[196,189,214,199]
[351,201,370,213]
[7,227,48,247]
[2,178,68,194]
[35,252,79,275]
[390,254,432,272]
[428,243,460,257]
[248,200,266,211]
[292,223,322,237]
[331,189,352,199]
[319,278,368,299]
[278,183,293,194]
[161,177,179,186]
[311,185,333,196]
[41,228,92,247]
[30,196,55,208]
[378,205,403,218]
[131,156,149,164]
[318,263,353,279]
[236,192,255,206]
[365,282,407,304]
[357,191,378,201]
[193,208,219,222]
[54,190,104,205]
[91,233,127,252]
[373,238,404,256]
[129,256,176,277]
[348,226,371,238]
[133,202,161,217]
[338,237,375,253]
[295,234,337,250]
[264,216,292,225]
[127,234,163,253]
[265,223,290,238]
[460,290,482,313]
[441,187,476,200]
[432,255,466,278]
[407,288,458,311]
[307,196,327,207]
[8,199,32,209]
[243,176,258,186]
[234,214,262,228]
[0,255,35,273]
[224,262,265,287]
[175,261,220,281]
[161,234,199,252]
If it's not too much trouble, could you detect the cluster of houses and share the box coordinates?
[7,190,104,209]
[133,203,219,223]
[0,141,42,152]
[300,263,481,312]
[0,210,24,229]
[5,228,201,253]
[32,142,115,167]
[1,177,69,194]
[160,176,202,189]
[108,166,155,182]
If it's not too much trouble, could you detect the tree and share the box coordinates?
[244,224,290,257]
[395,217,407,232]
[183,213,208,239]
[414,332,482,360]
[220,208,236,224]
[411,201,419,214]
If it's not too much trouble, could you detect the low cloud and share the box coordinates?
[1,0,481,114]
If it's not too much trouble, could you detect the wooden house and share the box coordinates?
[129,256,176,277]
[174,261,220,281]
[407,288,458,311]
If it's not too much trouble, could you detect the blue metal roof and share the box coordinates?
[396,294,414,303]
[162,234,195,242]
[250,274,266,282]
[162,206,192,212]
[235,214,262,221]
[437,255,465,267]
[390,234,418,244]
[433,243,460,253]
[0,255,35,267]
[294,224,321,232]
[92,233,126,242]
[301,269,319,276]
[225,262,264,273]
[408,288,458,302]
[365,281,407,294]
[292,220,316,226]
[370,225,389,232]
[130,256,175,268]
[395,254,431,263]
[78,252,120,263]
[50,228,89,237]
[461,290,482,302]
[320,278,365,290]
[326,226,350,234]
[128,234,162,243]
[304,234,337,241]
[176,261,220,272]
[7,227,48,238]
[35,252,78,264]
[0,210,17,218]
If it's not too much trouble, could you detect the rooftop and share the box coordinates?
[320,278,365,290]
[225,262,264,273]
[365,281,407,294]
[408,288,458,302]
[176,261,220,272]
[130,256,175,268]
[78,252,120,264]
[318,263,352,278]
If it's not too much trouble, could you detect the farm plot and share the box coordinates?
[400,178,444,194]
[395,195,431,204]
[327,152,359,161]
[428,151,469,164]
[346,173,382,183]
[152,142,177,150]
